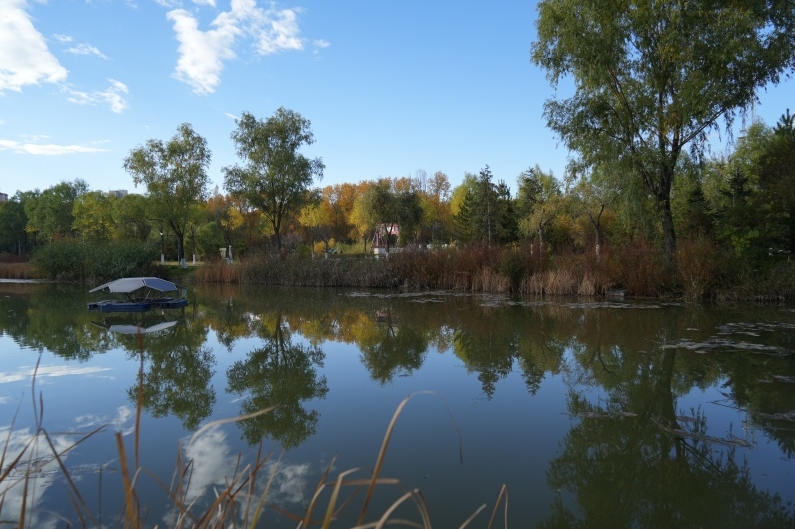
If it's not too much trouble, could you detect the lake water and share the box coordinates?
[1,281,794,528]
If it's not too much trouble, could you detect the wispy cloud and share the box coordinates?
[0,140,106,156]
[66,79,129,113]
[66,43,109,60]
[0,0,68,92]
[167,0,305,94]
[74,405,135,434]
[313,39,329,55]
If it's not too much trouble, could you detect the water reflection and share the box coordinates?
[1,284,794,526]
[359,306,428,384]
[226,310,328,449]
[542,350,794,528]
[132,318,215,431]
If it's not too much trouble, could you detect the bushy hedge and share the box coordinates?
[31,239,160,282]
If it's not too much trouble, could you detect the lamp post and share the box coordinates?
[159,228,165,264]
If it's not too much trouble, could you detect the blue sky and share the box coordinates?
[1,0,793,199]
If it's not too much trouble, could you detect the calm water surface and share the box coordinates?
[1,281,794,528]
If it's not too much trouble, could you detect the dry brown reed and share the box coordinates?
[190,241,711,299]
[0,262,36,280]
[193,260,241,283]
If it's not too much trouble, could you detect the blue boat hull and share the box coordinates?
[87,298,188,312]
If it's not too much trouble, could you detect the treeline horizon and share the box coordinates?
[0,107,794,300]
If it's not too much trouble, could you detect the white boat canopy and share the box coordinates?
[89,277,178,294]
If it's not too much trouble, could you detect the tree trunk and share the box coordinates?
[588,206,604,261]
[178,234,187,268]
[273,218,282,253]
[661,199,676,268]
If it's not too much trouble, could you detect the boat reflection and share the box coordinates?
[91,313,181,335]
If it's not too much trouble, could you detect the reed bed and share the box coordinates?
[192,245,621,296]
[0,262,36,280]
[1,353,508,529]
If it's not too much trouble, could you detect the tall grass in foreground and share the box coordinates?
[1,349,508,528]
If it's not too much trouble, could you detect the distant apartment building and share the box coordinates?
[107,189,128,198]
[0,192,8,204]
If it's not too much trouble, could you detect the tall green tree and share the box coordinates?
[0,193,30,254]
[757,109,795,255]
[451,173,478,243]
[455,166,516,245]
[517,166,562,254]
[24,180,88,242]
[113,193,152,242]
[223,108,324,252]
[123,123,211,265]
[531,0,795,264]
[361,180,399,251]
[72,191,115,240]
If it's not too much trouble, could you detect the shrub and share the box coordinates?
[31,239,160,282]
[676,236,721,300]
[614,237,668,296]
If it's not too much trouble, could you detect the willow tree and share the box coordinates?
[531,0,795,264]
[123,123,211,266]
[223,108,324,253]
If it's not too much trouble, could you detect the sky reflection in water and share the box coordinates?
[0,283,794,528]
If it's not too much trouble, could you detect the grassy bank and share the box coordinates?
[7,238,795,300]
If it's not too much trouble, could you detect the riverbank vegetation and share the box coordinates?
[1,110,794,300]
[2,0,795,299]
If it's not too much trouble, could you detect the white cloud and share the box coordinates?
[53,34,73,43]
[0,140,106,156]
[167,7,241,94]
[0,0,68,92]
[66,43,109,60]
[66,79,129,113]
[238,1,303,56]
[192,0,216,6]
[166,0,305,94]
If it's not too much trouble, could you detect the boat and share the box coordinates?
[87,277,188,312]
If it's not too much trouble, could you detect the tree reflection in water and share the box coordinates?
[541,344,795,529]
[358,305,428,384]
[120,316,216,431]
[226,310,328,449]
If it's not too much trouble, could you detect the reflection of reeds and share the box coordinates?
[2,358,508,528]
